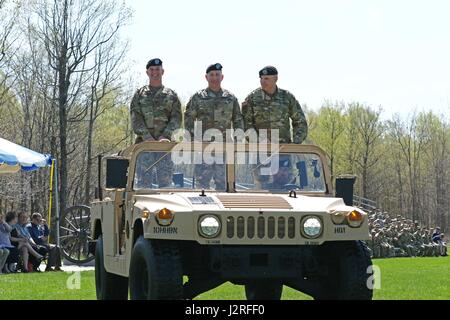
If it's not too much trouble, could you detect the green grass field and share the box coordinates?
[0,256,449,300]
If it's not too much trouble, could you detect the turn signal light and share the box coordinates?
[156,208,175,226]
[347,210,364,227]
[158,208,174,220]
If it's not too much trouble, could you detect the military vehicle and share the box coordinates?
[89,142,373,300]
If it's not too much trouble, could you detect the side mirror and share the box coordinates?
[335,175,356,206]
[105,158,129,189]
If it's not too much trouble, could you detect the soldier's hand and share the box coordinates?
[158,137,171,143]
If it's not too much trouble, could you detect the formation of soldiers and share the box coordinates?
[366,211,447,258]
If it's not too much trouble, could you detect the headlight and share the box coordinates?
[302,216,323,239]
[330,211,346,224]
[198,215,221,238]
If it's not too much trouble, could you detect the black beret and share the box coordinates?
[259,66,278,77]
[146,58,163,69]
[206,63,223,74]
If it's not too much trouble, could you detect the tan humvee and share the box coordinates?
[90,142,373,300]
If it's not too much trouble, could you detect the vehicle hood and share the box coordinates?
[133,192,361,214]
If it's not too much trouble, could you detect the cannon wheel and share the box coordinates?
[59,205,95,265]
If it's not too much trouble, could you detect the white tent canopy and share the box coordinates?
[0,137,59,246]
[0,137,52,173]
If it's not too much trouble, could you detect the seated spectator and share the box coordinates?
[3,212,23,273]
[14,212,45,272]
[432,227,448,256]
[28,213,62,271]
[0,212,12,274]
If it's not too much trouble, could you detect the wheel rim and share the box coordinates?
[60,205,94,264]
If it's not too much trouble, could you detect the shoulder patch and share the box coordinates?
[198,89,209,98]
[137,86,146,95]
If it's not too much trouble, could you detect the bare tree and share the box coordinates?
[83,37,129,204]
[346,103,384,198]
[387,113,427,222]
[0,0,20,104]
[420,112,449,231]
[30,0,131,212]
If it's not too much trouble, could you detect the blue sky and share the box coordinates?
[122,0,450,119]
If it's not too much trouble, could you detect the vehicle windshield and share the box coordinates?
[133,149,327,193]
[133,150,227,191]
[235,152,326,193]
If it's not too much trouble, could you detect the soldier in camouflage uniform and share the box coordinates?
[413,230,425,257]
[242,66,308,188]
[421,229,433,257]
[398,228,414,257]
[242,66,308,144]
[372,227,382,258]
[384,228,396,258]
[367,230,376,258]
[378,230,389,258]
[184,63,244,190]
[392,229,406,257]
[130,58,182,188]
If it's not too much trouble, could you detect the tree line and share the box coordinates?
[306,102,449,232]
[0,0,133,221]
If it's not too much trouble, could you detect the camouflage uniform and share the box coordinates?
[413,231,425,257]
[185,88,244,190]
[130,85,182,187]
[385,231,396,258]
[407,232,418,257]
[242,87,308,144]
[373,231,382,258]
[366,231,376,258]
[185,88,243,142]
[392,233,406,257]
[398,231,414,257]
[131,85,182,141]
[378,231,394,258]
[421,231,433,257]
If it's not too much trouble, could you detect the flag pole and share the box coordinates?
[54,159,60,248]
[47,159,55,243]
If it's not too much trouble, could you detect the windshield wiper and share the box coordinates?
[143,152,172,175]
[251,147,282,173]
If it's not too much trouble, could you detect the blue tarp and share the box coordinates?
[0,137,52,172]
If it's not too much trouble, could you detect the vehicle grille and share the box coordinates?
[217,195,292,209]
[226,216,296,239]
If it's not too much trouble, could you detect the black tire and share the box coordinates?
[129,237,183,300]
[95,235,128,300]
[315,241,373,300]
[245,281,283,300]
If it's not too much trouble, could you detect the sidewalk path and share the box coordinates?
[39,263,95,272]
